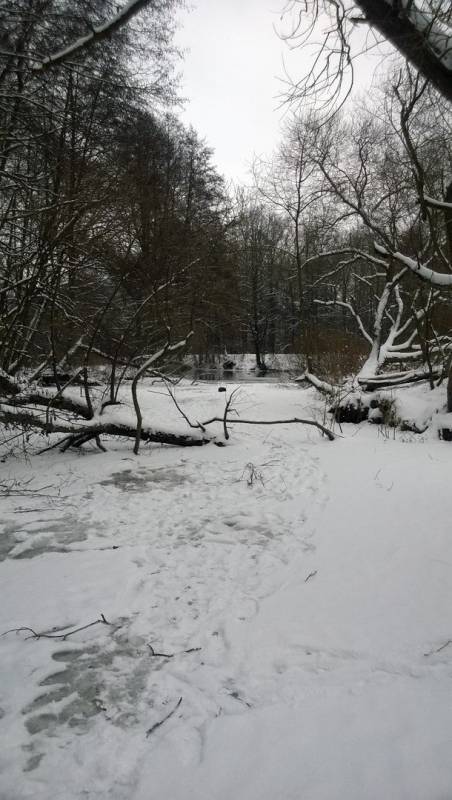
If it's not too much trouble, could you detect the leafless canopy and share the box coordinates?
[281,1,452,115]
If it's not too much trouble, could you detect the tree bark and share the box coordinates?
[447,365,452,412]
[356,0,452,105]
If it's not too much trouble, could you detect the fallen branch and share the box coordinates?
[131,332,193,454]
[424,639,452,657]
[221,387,241,440]
[146,697,183,739]
[0,478,55,497]
[165,383,206,432]
[7,391,92,420]
[0,405,211,449]
[295,372,338,395]
[147,644,202,658]
[147,644,173,658]
[2,613,111,641]
[359,367,443,391]
[202,415,335,441]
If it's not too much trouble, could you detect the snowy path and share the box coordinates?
[138,432,452,800]
[1,383,452,799]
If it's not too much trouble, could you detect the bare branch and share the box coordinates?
[31,0,154,73]
[202,415,335,441]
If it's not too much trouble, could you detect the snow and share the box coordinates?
[1,380,452,799]
[375,242,452,287]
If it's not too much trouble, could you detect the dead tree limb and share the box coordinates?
[7,392,92,419]
[201,416,335,441]
[165,383,206,432]
[147,644,202,658]
[295,372,338,394]
[131,332,193,455]
[2,614,111,641]
[146,697,183,739]
[424,640,452,657]
[0,404,211,449]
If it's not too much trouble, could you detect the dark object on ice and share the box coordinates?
[440,426,452,441]
[223,360,235,370]
[218,386,226,392]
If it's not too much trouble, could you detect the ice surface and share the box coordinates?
[1,381,452,799]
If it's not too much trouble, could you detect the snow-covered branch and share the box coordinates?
[314,298,372,344]
[423,195,452,211]
[354,0,452,104]
[31,0,153,72]
[375,243,452,287]
[0,404,210,449]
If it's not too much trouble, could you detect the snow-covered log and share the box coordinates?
[358,366,443,392]
[295,372,337,395]
[0,332,205,453]
[0,404,211,450]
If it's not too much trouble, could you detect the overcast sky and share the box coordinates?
[175,2,382,185]
[175,0,301,185]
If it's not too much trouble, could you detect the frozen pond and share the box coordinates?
[184,353,302,383]
[188,367,298,383]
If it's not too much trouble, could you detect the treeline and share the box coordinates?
[1,2,452,388]
[0,1,229,373]
[249,70,452,384]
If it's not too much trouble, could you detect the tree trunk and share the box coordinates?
[447,366,452,413]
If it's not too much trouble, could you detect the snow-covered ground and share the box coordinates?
[1,381,452,800]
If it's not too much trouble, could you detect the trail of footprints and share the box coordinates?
[18,439,328,768]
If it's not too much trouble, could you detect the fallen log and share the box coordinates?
[0,405,211,449]
[358,368,442,391]
[294,372,337,394]
[7,391,92,419]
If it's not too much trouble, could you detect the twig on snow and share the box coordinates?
[2,613,111,641]
[424,639,452,657]
[146,697,183,738]
[304,570,318,582]
[147,644,173,658]
[0,478,56,497]
[147,644,202,658]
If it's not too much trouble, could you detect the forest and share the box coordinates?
[1,3,452,799]
[2,0,452,450]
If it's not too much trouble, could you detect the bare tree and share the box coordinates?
[282,1,452,113]
[230,192,293,369]
[273,70,452,395]
[30,0,168,73]
[254,117,324,342]
[281,10,452,411]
